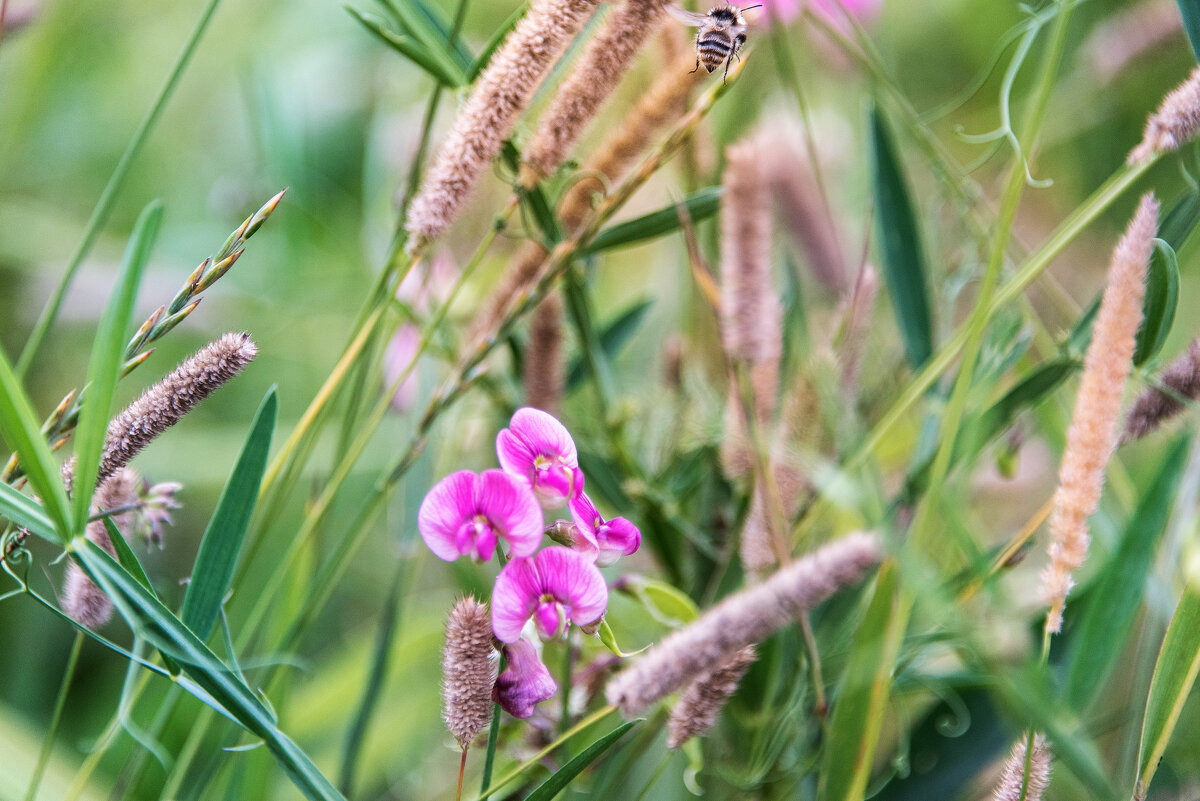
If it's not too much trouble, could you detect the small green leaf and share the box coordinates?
[1160,186,1200,251]
[623,576,700,628]
[73,202,161,531]
[1064,435,1190,711]
[102,517,155,596]
[470,3,524,79]
[346,7,464,87]
[870,106,934,370]
[1065,296,1101,357]
[0,482,57,541]
[584,187,724,254]
[376,0,471,78]
[1135,581,1200,799]
[820,562,907,801]
[524,721,638,801]
[1175,0,1200,64]
[598,619,650,658]
[1133,239,1180,366]
[181,388,277,641]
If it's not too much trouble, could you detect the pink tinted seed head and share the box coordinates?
[491,546,609,642]
[497,407,584,508]
[418,469,544,562]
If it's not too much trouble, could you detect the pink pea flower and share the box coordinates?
[493,637,557,718]
[497,407,585,508]
[759,0,801,23]
[569,493,641,567]
[418,470,544,562]
[492,546,609,642]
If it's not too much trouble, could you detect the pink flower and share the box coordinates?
[492,546,609,642]
[760,0,802,23]
[494,637,557,718]
[496,407,585,508]
[418,470,544,562]
[382,324,421,412]
[569,493,641,567]
[809,0,881,24]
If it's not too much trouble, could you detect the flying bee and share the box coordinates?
[667,4,761,84]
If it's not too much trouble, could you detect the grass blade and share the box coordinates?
[583,187,723,254]
[820,562,907,801]
[1132,239,1180,366]
[346,7,465,87]
[102,517,155,596]
[72,202,162,531]
[0,482,56,541]
[1175,0,1200,63]
[379,0,472,74]
[565,300,653,389]
[870,106,934,369]
[1134,581,1200,799]
[1063,435,1190,711]
[181,388,277,641]
[469,3,524,79]
[524,720,638,801]
[0,349,71,541]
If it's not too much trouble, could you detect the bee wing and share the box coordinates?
[666,6,710,26]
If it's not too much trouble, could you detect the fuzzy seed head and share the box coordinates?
[1041,194,1157,634]
[1129,67,1200,164]
[524,293,565,415]
[666,645,756,749]
[1122,337,1200,442]
[62,469,140,629]
[442,596,498,750]
[992,734,1051,801]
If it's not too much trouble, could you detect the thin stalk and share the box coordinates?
[477,705,618,799]
[560,638,574,736]
[24,632,84,801]
[913,0,1075,556]
[631,750,672,801]
[16,0,224,377]
[480,701,501,794]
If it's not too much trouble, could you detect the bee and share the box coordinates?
[667,4,761,84]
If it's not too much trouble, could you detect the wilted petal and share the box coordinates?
[477,469,544,557]
[419,471,479,561]
[494,638,557,718]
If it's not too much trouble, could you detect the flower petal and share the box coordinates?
[418,471,479,561]
[511,407,578,465]
[536,546,608,627]
[494,638,556,718]
[492,557,545,642]
[596,516,641,567]
[477,469,543,557]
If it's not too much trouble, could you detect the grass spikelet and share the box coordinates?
[1128,67,1200,164]
[605,532,882,716]
[991,734,1051,801]
[441,596,498,751]
[1122,338,1200,442]
[61,468,140,629]
[1040,194,1157,634]
[404,0,599,253]
[666,645,757,749]
[524,292,565,415]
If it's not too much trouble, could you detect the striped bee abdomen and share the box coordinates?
[696,30,734,72]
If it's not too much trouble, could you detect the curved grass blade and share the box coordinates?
[524,720,637,801]
[583,187,723,254]
[181,388,277,642]
[0,482,56,541]
[346,8,465,87]
[565,300,653,389]
[74,539,347,801]
[870,106,933,369]
[72,202,162,531]
[1064,435,1190,712]
[102,517,154,596]
[820,562,907,801]
[0,350,71,540]
[1160,186,1200,251]
[1175,0,1200,63]
[470,3,524,79]
[378,0,472,72]
[1134,581,1200,799]
[1133,239,1180,366]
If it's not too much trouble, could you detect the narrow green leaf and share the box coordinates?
[1175,0,1200,63]
[181,389,277,641]
[524,720,638,801]
[1135,582,1200,799]
[0,483,57,541]
[346,7,464,87]
[1065,296,1101,358]
[1133,239,1180,366]
[102,517,155,596]
[565,300,653,389]
[583,187,724,254]
[625,577,700,627]
[1160,187,1200,251]
[72,202,162,531]
[380,0,472,70]
[75,540,347,801]
[469,3,524,79]
[820,563,907,801]
[0,350,72,540]
[870,106,934,369]
[1064,436,1190,711]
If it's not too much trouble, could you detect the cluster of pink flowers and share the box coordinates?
[419,407,641,718]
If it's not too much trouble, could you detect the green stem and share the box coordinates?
[16,0,224,377]
[24,632,83,801]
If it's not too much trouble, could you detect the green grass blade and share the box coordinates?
[72,202,162,531]
[181,388,277,641]
[583,187,723,254]
[524,720,638,801]
[1064,435,1190,711]
[0,482,57,541]
[469,3,524,79]
[820,563,907,801]
[1135,581,1200,799]
[1160,186,1200,250]
[0,349,72,541]
[378,0,472,74]
[15,0,224,377]
[1175,0,1200,63]
[565,300,653,389]
[346,7,464,87]
[870,106,934,369]
[74,539,347,801]
[102,517,155,596]
[1133,239,1180,366]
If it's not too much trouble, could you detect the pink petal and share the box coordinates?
[477,469,544,557]
[418,471,478,561]
[492,557,544,642]
[596,516,641,567]
[536,547,608,627]
[496,427,539,486]
[494,638,556,718]
[761,0,801,23]
[569,493,602,537]
[511,408,578,465]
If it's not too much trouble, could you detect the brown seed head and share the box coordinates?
[62,468,141,629]
[1129,67,1200,164]
[666,645,757,749]
[1122,337,1200,442]
[524,293,565,415]
[442,596,498,750]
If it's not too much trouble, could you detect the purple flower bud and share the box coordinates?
[491,546,608,642]
[418,470,544,562]
[569,492,641,567]
[494,637,557,718]
[497,407,585,508]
